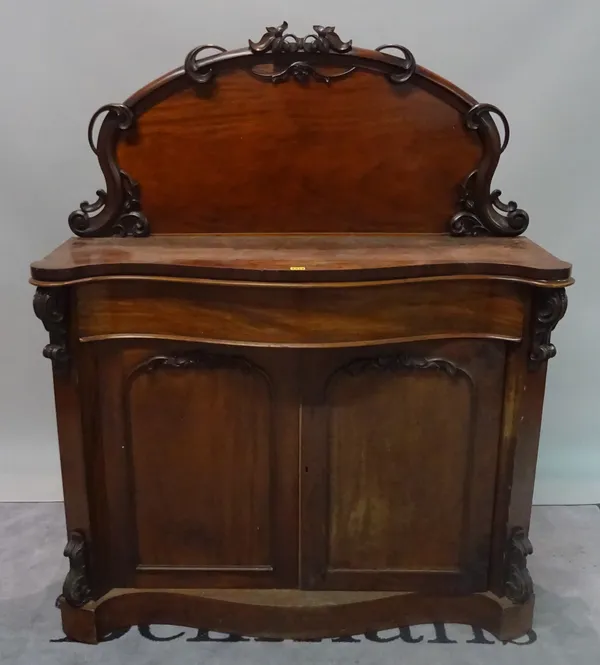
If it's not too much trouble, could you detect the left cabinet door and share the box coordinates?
[86,341,300,590]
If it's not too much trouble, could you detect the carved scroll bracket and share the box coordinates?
[529,288,568,369]
[33,287,69,370]
[505,527,534,604]
[450,103,529,237]
[56,530,92,608]
[68,104,150,237]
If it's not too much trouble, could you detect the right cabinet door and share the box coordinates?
[300,339,506,593]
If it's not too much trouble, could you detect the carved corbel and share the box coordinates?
[56,530,92,608]
[505,527,534,604]
[529,288,568,369]
[33,287,69,370]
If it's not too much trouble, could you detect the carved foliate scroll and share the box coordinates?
[529,288,568,369]
[505,527,534,604]
[185,21,415,87]
[450,104,529,237]
[57,530,92,608]
[133,351,259,377]
[67,103,149,238]
[248,21,352,54]
[341,354,461,378]
[33,287,69,370]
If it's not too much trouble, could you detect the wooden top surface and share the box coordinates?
[30,234,572,284]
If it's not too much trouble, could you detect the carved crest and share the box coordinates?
[66,21,524,238]
[185,21,414,87]
[248,21,352,54]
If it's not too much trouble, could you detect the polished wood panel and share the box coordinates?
[128,356,271,570]
[51,332,92,548]
[75,278,526,347]
[300,340,504,592]
[89,342,300,589]
[31,235,572,284]
[117,71,481,235]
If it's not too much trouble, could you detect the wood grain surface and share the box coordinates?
[74,278,526,347]
[35,25,573,645]
[31,234,572,283]
[59,587,533,644]
[300,340,504,592]
[116,70,481,235]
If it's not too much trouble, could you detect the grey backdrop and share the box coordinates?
[0,0,597,502]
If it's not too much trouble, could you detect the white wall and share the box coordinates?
[0,0,598,502]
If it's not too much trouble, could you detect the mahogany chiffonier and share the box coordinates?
[31,21,572,643]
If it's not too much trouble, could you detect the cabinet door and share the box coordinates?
[89,341,299,590]
[300,339,505,593]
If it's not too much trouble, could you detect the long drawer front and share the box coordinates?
[75,278,526,347]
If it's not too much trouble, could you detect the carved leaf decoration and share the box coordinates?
[252,61,355,85]
[249,20,352,55]
[341,354,462,378]
[529,288,568,368]
[59,530,92,608]
[505,527,534,604]
[33,288,69,369]
[69,168,149,238]
[450,104,529,237]
[312,24,352,53]
[249,21,289,53]
[131,351,268,383]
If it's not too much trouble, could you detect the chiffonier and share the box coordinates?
[31,21,572,643]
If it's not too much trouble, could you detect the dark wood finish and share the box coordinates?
[30,19,573,645]
[32,287,69,368]
[300,340,503,593]
[31,235,572,284]
[59,588,533,644]
[87,342,300,591]
[115,71,480,235]
[58,531,92,607]
[73,278,526,347]
[529,288,568,367]
[505,528,534,604]
[65,20,528,238]
[247,22,355,56]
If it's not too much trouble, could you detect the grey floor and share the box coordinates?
[1,504,599,664]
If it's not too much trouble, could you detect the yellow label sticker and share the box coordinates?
[289,266,306,271]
